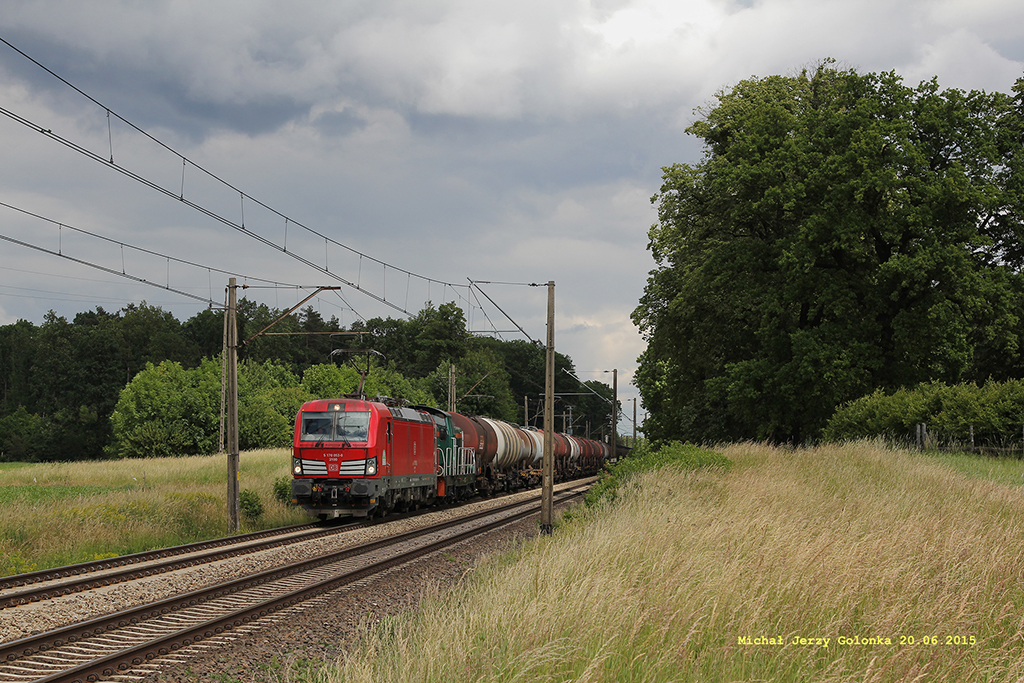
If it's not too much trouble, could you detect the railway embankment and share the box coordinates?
[313,441,1024,683]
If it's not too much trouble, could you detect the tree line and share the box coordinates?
[634,61,1024,444]
[0,300,617,461]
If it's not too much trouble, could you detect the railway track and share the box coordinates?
[0,483,589,683]
[1,477,578,610]
[0,521,361,610]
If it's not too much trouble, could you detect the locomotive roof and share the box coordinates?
[302,397,374,411]
[300,398,431,423]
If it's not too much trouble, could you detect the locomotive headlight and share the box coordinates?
[365,458,377,476]
[292,458,302,475]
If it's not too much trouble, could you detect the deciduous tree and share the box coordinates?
[634,62,1024,443]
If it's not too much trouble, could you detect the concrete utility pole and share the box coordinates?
[219,291,229,452]
[448,363,456,413]
[541,280,555,535]
[606,368,617,460]
[220,283,342,532]
[632,397,637,445]
[226,278,240,533]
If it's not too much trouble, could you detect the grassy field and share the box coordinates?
[316,442,1024,683]
[4,442,1024,681]
[0,449,308,576]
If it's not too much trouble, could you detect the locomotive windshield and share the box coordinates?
[300,411,371,442]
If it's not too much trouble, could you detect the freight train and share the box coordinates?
[289,396,611,519]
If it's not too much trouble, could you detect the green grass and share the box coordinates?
[8,441,1024,681]
[580,440,731,508]
[0,484,129,504]
[0,448,309,576]
[923,449,1024,487]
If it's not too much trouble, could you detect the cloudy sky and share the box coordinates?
[1,0,1022,432]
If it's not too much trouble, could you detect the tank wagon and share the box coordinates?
[290,396,610,519]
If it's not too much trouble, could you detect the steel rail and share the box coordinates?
[2,476,594,607]
[0,522,365,609]
[0,522,323,591]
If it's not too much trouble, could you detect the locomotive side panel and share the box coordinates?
[412,405,478,483]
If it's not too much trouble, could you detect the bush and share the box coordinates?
[301,363,360,398]
[111,357,313,458]
[824,380,1024,445]
[239,387,310,450]
[109,360,221,458]
[301,361,435,404]
[240,489,265,521]
[238,361,311,449]
[273,477,291,505]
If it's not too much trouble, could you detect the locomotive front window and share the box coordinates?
[299,411,371,442]
[337,412,370,441]
[300,413,333,441]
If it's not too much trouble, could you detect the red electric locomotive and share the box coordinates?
[290,396,612,519]
[290,397,439,518]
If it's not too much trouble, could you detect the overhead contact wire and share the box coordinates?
[0,232,213,305]
[0,199,289,287]
[0,36,469,316]
[0,101,413,312]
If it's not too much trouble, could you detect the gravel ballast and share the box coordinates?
[135,513,544,683]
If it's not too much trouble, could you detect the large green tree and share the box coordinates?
[109,359,222,458]
[425,348,519,422]
[634,62,1024,444]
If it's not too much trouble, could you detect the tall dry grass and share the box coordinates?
[323,442,1024,682]
[0,449,307,574]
